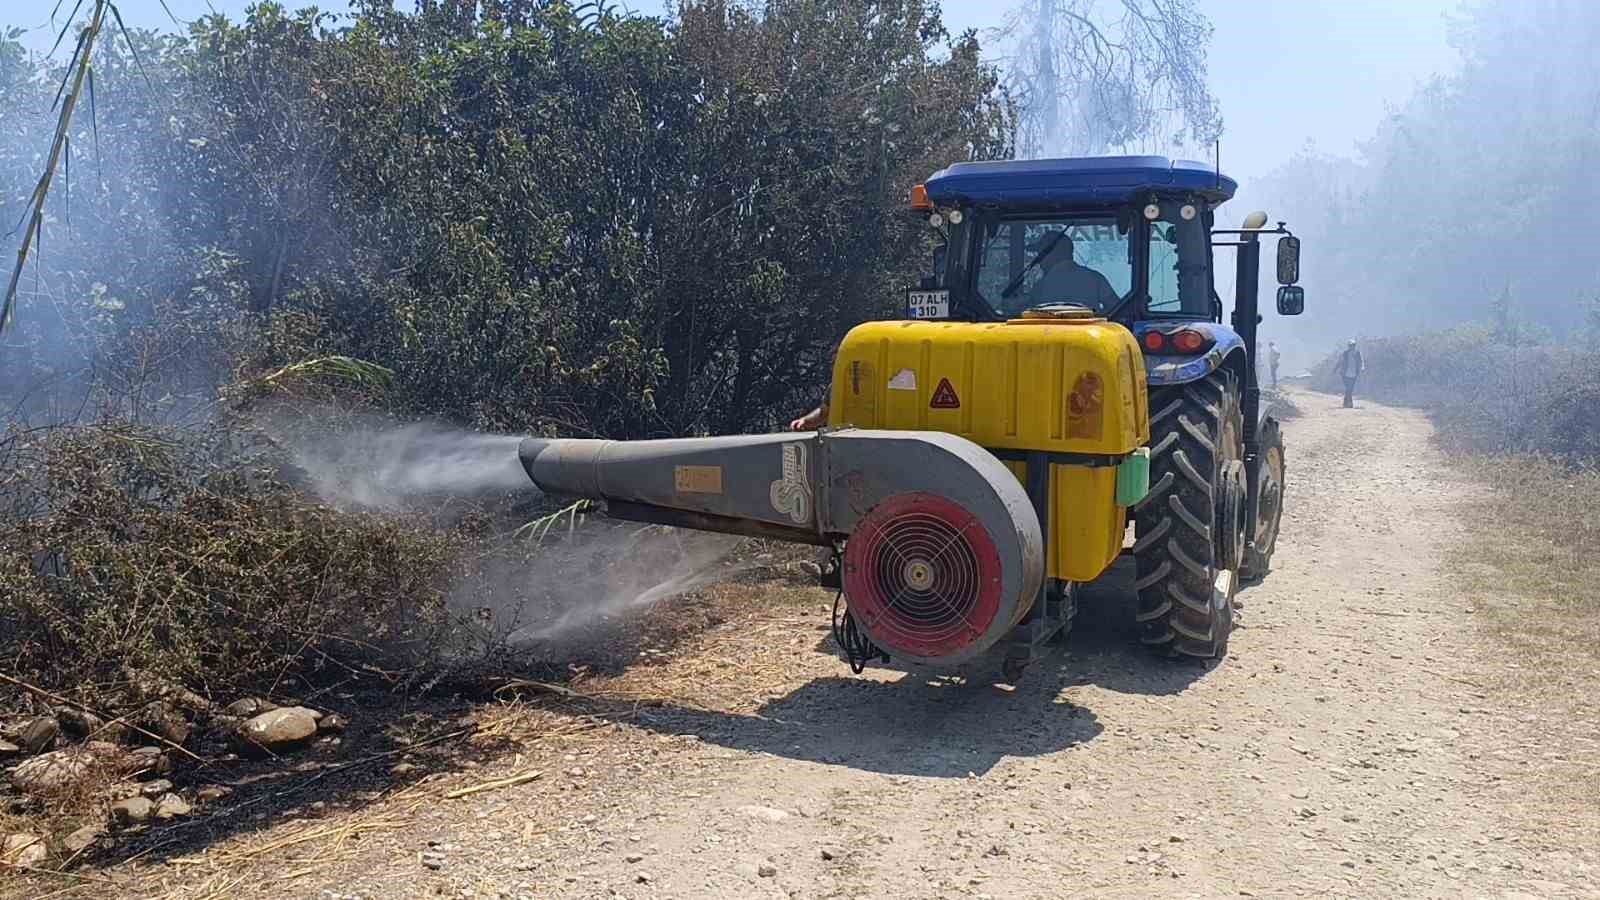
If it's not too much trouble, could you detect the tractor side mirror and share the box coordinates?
[1276,236,1301,285]
[1276,285,1305,316]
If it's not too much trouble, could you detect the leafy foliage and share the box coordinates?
[1,0,1013,439]
[0,0,1013,714]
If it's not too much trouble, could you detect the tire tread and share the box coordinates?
[1132,370,1241,658]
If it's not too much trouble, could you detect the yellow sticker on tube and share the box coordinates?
[674,465,724,494]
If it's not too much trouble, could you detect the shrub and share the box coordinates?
[1312,328,1600,464]
[0,421,468,709]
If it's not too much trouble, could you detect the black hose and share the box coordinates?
[831,590,879,675]
[826,546,884,674]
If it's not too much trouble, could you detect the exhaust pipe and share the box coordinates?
[519,430,1044,666]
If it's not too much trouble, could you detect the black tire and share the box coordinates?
[1241,419,1286,581]
[1132,370,1244,659]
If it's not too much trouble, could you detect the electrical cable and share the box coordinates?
[827,547,883,675]
[831,590,877,675]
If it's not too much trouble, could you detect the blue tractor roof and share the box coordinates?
[923,155,1237,208]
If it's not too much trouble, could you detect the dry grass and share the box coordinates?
[1312,330,1600,462]
[1447,455,1600,811]
[1452,456,1600,668]
[1310,331,1600,749]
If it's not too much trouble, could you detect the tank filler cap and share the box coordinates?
[1011,304,1102,323]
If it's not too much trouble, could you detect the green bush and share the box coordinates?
[0,1,1012,716]
[0,1,1011,440]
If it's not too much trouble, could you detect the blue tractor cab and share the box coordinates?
[905,155,1305,658]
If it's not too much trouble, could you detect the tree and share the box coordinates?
[1248,0,1600,346]
[992,0,1221,157]
[0,0,1014,440]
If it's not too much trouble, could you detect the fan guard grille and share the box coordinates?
[843,492,1004,659]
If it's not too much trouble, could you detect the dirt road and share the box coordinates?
[94,393,1600,899]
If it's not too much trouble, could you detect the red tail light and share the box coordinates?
[1171,329,1207,353]
[1142,331,1166,353]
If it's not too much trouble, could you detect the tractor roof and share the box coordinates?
[923,155,1237,208]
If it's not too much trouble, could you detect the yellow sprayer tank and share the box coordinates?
[828,311,1149,583]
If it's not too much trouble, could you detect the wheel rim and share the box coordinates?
[1217,460,1247,573]
[1254,447,1284,554]
[1216,405,1245,574]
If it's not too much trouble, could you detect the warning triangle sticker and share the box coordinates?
[929,377,961,409]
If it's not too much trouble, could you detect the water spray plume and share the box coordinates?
[264,412,746,651]
[271,416,533,511]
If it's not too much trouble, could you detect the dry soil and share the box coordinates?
[26,391,1600,899]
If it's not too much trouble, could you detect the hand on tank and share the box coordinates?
[788,407,825,431]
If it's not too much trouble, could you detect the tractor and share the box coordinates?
[517,155,1303,682]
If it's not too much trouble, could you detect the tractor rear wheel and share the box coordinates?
[1132,370,1244,659]
[1241,419,1286,581]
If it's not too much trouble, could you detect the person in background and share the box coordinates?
[1340,339,1364,408]
[1268,341,1282,389]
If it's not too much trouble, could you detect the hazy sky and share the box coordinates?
[944,0,1461,180]
[9,0,1461,181]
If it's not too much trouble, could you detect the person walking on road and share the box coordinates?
[1340,339,1364,408]
[1268,341,1281,389]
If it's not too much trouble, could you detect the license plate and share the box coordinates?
[907,289,950,320]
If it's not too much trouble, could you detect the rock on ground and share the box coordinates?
[10,742,153,796]
[55,706,127,742]
[110,796,154,828]
[239,707,321,753]
[196,785,233,803]
[1,833,46,868]
[154,793,192,820]
[225,698,279,718]
[127,745,170,776]
[139,702,191,746]
[63,823,104,854]
[18,716,58,754]
[10,749,95,795]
